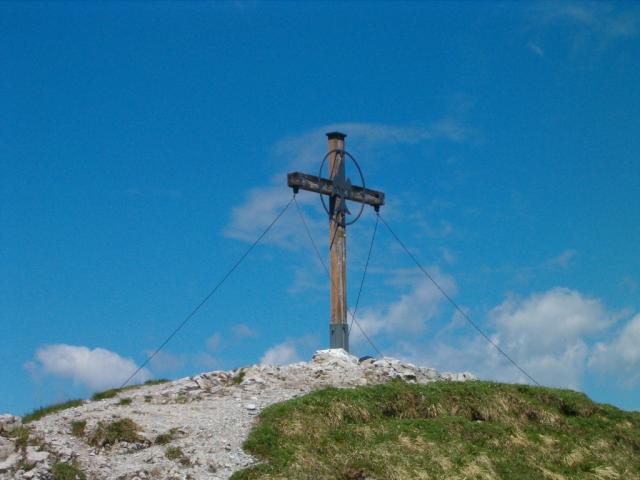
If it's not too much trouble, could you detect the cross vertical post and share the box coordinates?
[287,132,385,353]
[327,132,348,350]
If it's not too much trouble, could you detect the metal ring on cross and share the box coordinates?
[319,149,366,226]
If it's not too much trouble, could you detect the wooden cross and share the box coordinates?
[287,132,385,352]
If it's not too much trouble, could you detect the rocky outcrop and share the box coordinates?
[0,416,20,475]
[0,415,21,436]
[0,349,474,480]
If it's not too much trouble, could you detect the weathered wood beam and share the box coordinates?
[287,172,385,208]
[327,133,348,352]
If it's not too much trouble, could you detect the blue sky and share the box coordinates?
[2,1,639,414]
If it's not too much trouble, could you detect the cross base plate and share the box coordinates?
[330,323,349,352]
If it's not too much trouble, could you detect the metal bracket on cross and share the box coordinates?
[287,152,384,226]
[318,149,365,226]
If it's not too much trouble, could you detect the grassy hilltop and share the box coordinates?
[232,381,640,480]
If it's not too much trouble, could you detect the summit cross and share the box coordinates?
[287,132,385,352]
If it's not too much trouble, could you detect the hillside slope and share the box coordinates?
[0,349,473,479]
[232,381,640,480]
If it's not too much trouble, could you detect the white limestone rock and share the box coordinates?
[441,371,476,381]
[192,371,231,390]
[0,415,21,435]
[0,437,14,462]
[25,446,49,464]
[0,453,19,473]
[311,348,359,368]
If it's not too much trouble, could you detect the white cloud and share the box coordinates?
[392,288,617,389]
[423,336,590,389]
[470,288,612,388]
[231,323,259,338]
[260,336,317,365]
[547,249,578,269]
[531,3,640,56]
[225,120,472,249]
[28,344,151,391]
[223,182,315,249]
[206,333,222,351]
[273,121,472,172]
[590,313,640,386]
[548,3,639,39]
[441,247,456,265]
[514,249,579,283]
[352,267,456,342]
[490,287,611,354]
[261,342,300,365]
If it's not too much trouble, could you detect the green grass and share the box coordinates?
[231,381,640,480]
[165,446,184,460]
[87,418,144,447]
[16,379,168,424]
[9,426,32,450]
[155,427,180,445]
[231,369,246,385]
[91,378,169,401]
[175,393,189,404]
[143,378,169,386]
[165,446,192,466]
[118,397,132,406]
[16,459,35,472]
[22,399,84,423]
[91,389,121,401]
[70,420,87,437]
[52,462,87,480]
[164,447,191,467]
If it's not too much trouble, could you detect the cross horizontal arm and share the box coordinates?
[287,172,385,208]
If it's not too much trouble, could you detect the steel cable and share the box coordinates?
[120,195,295,388]
[348,213,379,336]
[378,213,541,386]
[293,197,383,357]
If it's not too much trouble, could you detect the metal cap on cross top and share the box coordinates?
[326,131,347,140]
[287,132,385,352]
